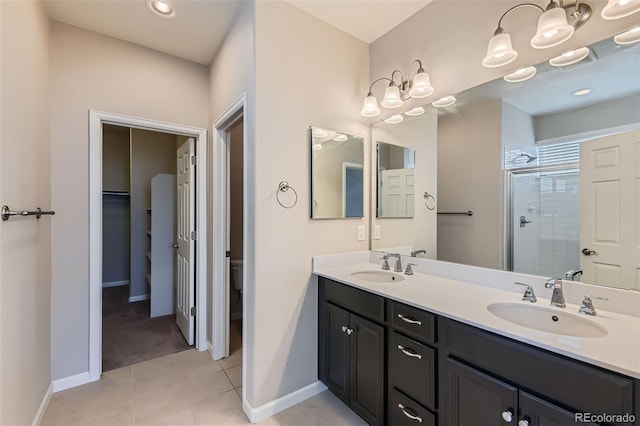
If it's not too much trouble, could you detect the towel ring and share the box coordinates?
[424,192,436,211]
[277,181,298,209]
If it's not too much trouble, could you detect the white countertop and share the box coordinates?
[314,259,640,380]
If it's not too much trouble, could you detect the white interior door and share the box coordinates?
[176,138,195,344]
[381,168,415,217]
[580,130,639,289]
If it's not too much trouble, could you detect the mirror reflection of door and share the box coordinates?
[343,163,364,218]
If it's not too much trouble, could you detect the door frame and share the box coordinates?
[211,94,246,361]
[89,110,207,382]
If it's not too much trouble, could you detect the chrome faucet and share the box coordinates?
[411,249,426,257]
[578,295,609,316]
[514,282,537,303]
[565,269,583,281]
[380,255,390,271]
[545,278,566,308]
[386,254,403,272]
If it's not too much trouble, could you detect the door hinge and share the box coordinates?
[190,306,196,316]
[191,231,197,240]
[226,250,231,258]
[191,155,196,165]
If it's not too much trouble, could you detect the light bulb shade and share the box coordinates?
[384,115,404,124]
[409,71,434,98]
[432,95,457,108]
[601,0,640,19]
[405,106,426,117]
[503,66,537,83]
[360,95,381,117]
[531,7,574,49]
[614,26,640,44]
[549,46,590,66]
[482,33,518,68]
[381,85,403,108]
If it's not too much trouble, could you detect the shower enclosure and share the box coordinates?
[507,165,580,278]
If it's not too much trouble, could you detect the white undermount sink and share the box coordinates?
[487,303,608,338]
[350,270,405,283]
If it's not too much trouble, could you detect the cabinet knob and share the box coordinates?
[341,326,347,333]
[518,420,530,426]
[346,328,354,335]
[501,410,513,422]
[172,243,179,249]
[398,404,423,423]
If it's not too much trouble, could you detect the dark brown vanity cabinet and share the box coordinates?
[319,278,386,425]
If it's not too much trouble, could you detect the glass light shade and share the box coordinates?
[432,95,457,108]
[409,72,434,98]
[360,95,381,117]
[601,0,640,19]
[311,127,328,137]
[482,33,518,68]
[614,26,640,45]
[381,85,403,108]
[333,134,348,142]
[503,66,537,83]
[404,106,426,117]
[530,8,574,49]
[549,47,590,66]
[384,115,404,124]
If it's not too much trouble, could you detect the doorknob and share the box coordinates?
[519,216,532,228]
[581,248,597,256]
[172,243,179,249]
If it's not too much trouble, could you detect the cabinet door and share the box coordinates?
[324,303,351,402]
[446,358,518,426]
[350,314,385,426]
[519,392,598,426]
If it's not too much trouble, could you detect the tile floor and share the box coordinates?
[41,348,366,425]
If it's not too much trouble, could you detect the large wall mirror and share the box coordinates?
[310,126,364,219]
[370,35,640,291]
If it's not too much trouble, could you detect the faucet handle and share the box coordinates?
[380,255,390,271]
[579,295,609,316]
[544,278,562,289]
[405,263,417,275]
[514,282,537,303]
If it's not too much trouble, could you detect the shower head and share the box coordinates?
[517,153,537,163]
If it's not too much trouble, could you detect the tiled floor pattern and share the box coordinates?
[41,349,366,425]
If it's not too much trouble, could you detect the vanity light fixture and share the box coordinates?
[147,0,176,17]
[333,134,348,142]
[384,115,404,124]
[503,66,537,82]
[614,26,640,44]
[432,95,457,108]
[572,88,592,96]
[404,106,426,117]
[482,1,592,68]
[601,0,640,19]
[361,60,434,117]
[549,46,590,66]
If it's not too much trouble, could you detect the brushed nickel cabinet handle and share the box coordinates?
[397,314,422,326]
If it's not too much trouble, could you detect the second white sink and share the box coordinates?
[350,270,405,283]
[487,302,608,338]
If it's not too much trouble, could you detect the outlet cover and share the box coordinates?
[357,225,365,241]
[374,225,381,240]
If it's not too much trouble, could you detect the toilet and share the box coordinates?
[230,259,243,320]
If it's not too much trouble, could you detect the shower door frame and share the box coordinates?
[505,162,580,272]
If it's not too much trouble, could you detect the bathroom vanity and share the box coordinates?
[315,254,640,426]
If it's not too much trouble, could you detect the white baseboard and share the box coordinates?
[128,294,150,303]
[207,340,213,354]
[102,280,129,288]
[31,382,53,426]
[243,381,328,423]
[52,371,91,393]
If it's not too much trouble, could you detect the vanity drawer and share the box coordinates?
[390,388,436,426]
[391,301,435,344]
[390,332,436,410]
[320,277,385,323]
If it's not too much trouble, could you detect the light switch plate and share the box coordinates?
[357,225,365,241]
[374,225,381,240]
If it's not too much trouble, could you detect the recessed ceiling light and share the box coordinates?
[572,88,592,96]
[503,66,537,83]
[431,95,456,108]
[614,26,640,45]
[147,0,176,18]
[404,106,426,116]
[333,134,348,142]
[384,115,404,124]
[549,47,590,67]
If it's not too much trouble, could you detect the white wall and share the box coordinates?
[0,1,52,424]
[437,101,503,269]
[502,101,536,163]
[50,22,209,381]
[371,109,438,257]
[250,0,369,408]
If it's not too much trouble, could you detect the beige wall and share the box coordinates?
[50,22,209,381]
[251,1,370,407]
[0,1,52,424]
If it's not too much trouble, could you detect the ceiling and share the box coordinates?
[43,0,433,66]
